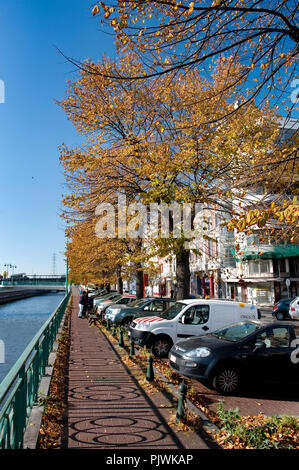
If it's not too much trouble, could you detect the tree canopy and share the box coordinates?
[58,53,297,296]
[90,0,298,118]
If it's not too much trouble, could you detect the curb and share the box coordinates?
[152,366,219,435]
[22,306,70,449]
[23,346,59,449]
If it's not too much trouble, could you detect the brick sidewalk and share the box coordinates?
[65,290,215,449]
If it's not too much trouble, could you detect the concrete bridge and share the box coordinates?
[1,275,66,286]
[0,281,66,305]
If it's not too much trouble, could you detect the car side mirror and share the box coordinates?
[253,340,265,352]
[180,315,185,324]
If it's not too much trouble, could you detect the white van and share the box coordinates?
[129,299,259,358]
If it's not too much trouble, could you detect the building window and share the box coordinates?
[249,260,272,276]
[260,259,271,274]
[279,258,289,274]
[249,261,259,275]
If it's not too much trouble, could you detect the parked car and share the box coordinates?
[129,299,259,358]
[88,289,109,299]
[272,298,295,320]
[169,321,299,395]
[97,294,136,318]
[105,297,176,328]
[289,297,299,320]
[93,292,120,307]
[95,294,123,314]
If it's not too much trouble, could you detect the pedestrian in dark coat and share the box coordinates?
[78,290,88,318]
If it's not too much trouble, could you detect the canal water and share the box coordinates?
[0,292,65,385]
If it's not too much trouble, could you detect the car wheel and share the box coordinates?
[121,317,133,328]
[275,311,285,321]
[151,337,172,358]
[213,366,241,395]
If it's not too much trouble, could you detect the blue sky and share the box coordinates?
[0,0,116,275]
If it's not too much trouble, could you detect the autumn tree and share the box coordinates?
[58,53,293,298]
[90,1,298,114]
[65,219,127,289]
[57,1,299,237]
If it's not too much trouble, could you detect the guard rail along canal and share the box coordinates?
[0,291,71,448]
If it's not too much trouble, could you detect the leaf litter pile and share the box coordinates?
[38,304,72,449]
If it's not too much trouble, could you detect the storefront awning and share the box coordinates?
[231,245,299,261]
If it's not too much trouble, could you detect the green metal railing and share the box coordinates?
[0,291,71,449]
[1,280,66,286]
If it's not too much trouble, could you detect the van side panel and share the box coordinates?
[211,304,258,331]
[212,305,237,331]
[238,305,258,321]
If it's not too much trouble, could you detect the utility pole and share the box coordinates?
[52,253,57,276]
[66,256,69,293]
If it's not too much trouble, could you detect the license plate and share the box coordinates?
[170,354,176,363]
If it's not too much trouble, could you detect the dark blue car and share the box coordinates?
[169,321,299,395]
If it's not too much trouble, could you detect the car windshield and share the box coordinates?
[119,297,134,304]
[210,322,260,342]
[97,293,113,299]
[160,302,187,320]
[106,294,119,300]
[130,299,148,308]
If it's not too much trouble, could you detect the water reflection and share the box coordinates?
[0,292,65,384]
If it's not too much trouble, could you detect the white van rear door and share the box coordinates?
[176,304,210,339]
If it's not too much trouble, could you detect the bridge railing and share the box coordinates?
[1,280,66,286]
[0,291,71,449]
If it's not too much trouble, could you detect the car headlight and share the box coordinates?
[108,309,121,317]
[185,347,211,358]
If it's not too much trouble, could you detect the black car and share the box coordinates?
[272,298,295,320]
[169,321,299,395]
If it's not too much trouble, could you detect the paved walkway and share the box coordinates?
[65,290,214,449]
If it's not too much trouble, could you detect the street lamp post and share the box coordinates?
[66,256,69,293]
[4,264,17,279]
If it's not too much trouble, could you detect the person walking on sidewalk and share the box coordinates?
[83,289,89,317]
[78,289,88,318]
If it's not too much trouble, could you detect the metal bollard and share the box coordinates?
[146,355,154,382]
[107,319,111,330]
[176,382,187,423]
[119,328,125,347]
[111,325,116,337]
[129,339,135,358]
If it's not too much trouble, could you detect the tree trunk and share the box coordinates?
[176,248,190,300]
[135,265,144,299]
[116,266,123,294]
